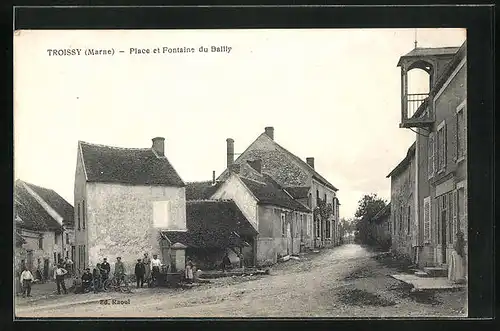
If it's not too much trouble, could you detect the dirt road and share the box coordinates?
[15,244,466,318]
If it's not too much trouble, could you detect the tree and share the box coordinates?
[354,194,387,246]
[355,193,387,220]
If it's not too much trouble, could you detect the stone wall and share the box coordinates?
[85,182,186,272]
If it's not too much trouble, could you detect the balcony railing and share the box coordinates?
[406,93,429,119]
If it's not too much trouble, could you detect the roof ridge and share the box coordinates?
[239,175,267,186]
[262,134,338,191]
[186,199,233,203]
[79,140,151,151]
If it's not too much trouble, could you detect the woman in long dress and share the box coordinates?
[448,231,466,284]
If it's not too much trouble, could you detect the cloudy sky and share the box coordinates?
[14,28,466,218]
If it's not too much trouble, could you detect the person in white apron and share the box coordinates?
[448,231,466,284]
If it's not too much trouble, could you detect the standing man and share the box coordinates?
[101,257,111,283]
[81,268,93,293]
[114,257,125,286]
[221,252,231,272]
[20,265,34,297]
[143,253,151,285]
[150,254,162,287]
[134,259,146,288]
[54,264,68,295]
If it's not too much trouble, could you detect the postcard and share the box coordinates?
[14,28,467,318]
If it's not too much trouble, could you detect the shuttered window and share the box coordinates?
[82,200,86,229]
[457,101,466,160]
[77,203,81,231]
[437,121,447,172]
[428,133,435,178]
[423,197,431,243]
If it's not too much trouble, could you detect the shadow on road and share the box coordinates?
[338,288,396,307]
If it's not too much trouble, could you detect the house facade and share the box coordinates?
[212,161,312,266]
[74,137,188,274]
[387,143,417,261]
[14,180,74,282]
[218,127,341,249]
[395,41,467,271]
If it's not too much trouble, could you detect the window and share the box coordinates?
[325,220,331,238]
[66,233,69,245]
[54,234,57,245]
[316,190,320,205]
[153,201,172,228]
[315,219,320,238]
[281,213,286,236]
[38,236,43,249]
[423,197,431,243]
[77,203,81,231]
[407,206,411,235]
[324,193,327,203]
[457,101,466,161]
[437,121,447,172]
[82,200,86,229]
[308,194,312,208]
[428,133,435,178]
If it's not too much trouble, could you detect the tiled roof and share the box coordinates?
[15,180,63,232]
[430,41,467,96]
[220,132,338,191]
[162,200,257,249]
[185,181,222,200]
[23,182,74,227]
[239,175,311,213]
[386,142,416,178]
[284,186,310,199]
[79,141,185,187]
[397,46,460,66]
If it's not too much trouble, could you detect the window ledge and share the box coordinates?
[456,156,466,164]
[437,169,445,175]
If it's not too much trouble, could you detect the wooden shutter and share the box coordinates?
[423,197,431,243]
[428,133,435,178]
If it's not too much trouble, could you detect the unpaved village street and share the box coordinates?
[16,245,467,318]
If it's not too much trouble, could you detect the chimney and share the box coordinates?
[212,171,216,185]
[264,126,274,140]
[152,137,165,156]
[226,138,234,168]
[247,159,262,174]
[306,157,315,169]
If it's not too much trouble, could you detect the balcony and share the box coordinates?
[407,93,428,118]
[400,93,434,128]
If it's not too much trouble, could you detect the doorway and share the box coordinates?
[441,209,447,264]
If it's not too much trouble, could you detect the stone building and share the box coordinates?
[218,127,341,249]
[14,179,74,282]
[394,40,467,270]
[387,143,417,261]
[211,161,312,266]
[73,137,187,274]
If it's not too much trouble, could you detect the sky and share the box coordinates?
[14,28,466,219]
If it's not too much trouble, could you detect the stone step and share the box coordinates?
[414,271,429,278]
[423,266,448,277]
